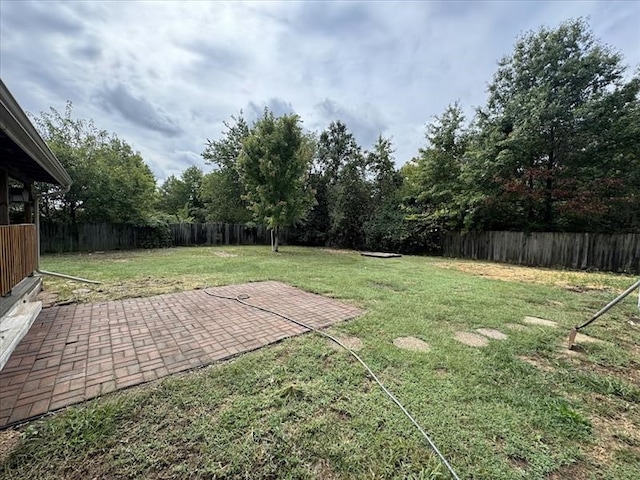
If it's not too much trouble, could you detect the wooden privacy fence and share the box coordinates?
[41,223,156,253]
[443,231,640,273]
[39,222,278,253]
[170,223,276,246]
[0,224,38,296]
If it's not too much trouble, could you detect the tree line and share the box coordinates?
[34,19,640,252]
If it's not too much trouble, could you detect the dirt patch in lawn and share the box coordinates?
[321,248,356,255]
[433,261,628,292]
[312,459,338,479]
[454,331,489,347]
[560,347,640,387]
[587,411,640,469]
[547,462,590,480]
[393,336,430,352]
[329,335,364,352]
[213,251,238,258]
[47,276,211,304]
[518,355,555,372]
[0,429,21,463]
[476,328,508,340]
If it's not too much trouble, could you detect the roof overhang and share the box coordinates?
[0,78,72,187]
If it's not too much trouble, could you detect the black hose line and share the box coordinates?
[204,290,461,480]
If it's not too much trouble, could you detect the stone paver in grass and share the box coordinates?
[454,332,489,348]
[475,328,508,340]
[0,281,363,428]
[393,336,430,352]
[504,323,529,331]
[573,332,606,344]
[523,316,558,327]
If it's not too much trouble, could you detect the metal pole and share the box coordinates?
[35,189,101,285]
[576,278,640,330]
[569,278,640,348]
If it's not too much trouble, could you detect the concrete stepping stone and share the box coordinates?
[475,328,508,340]
[393,336,430,352]
[454,331,489,347]
[360,251,402,258]
[523,316,558,327]
[573,332,605,344]
[504,323,528,331]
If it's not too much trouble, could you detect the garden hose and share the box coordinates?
[204,289,461,480]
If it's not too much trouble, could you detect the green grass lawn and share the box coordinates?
[2,246,639,479]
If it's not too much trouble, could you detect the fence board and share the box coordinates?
[443,231,640,274]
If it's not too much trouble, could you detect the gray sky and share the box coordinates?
[1,0,639,182]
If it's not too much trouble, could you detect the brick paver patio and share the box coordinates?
[0,281,362,428]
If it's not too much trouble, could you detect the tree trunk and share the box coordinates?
[273,226,279,253]
[544,128,555,229]
[526,172,534,228]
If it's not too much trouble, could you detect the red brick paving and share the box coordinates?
[0,281,362,427]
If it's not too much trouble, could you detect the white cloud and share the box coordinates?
[1,0,638,182]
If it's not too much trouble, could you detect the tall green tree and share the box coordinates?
[315,120,360,181]
[180,166,205,222]
[158,175,189,221]
[363,135,408,251]
[237,110,315,252]
[314,121,367,246]
[329,155,371,249]
[201,113,252,223]
[198,170,250,223]
[295,123,359,246]
[366,135,401,207]
[33,103,157,224]
[158,166,205,222]
[413,103,472,230]
[477,18,640,231]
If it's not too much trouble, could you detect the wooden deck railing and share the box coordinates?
[0,224,38,297]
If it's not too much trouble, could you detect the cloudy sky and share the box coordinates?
[1,1,639,182]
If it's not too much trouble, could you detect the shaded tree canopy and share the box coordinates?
[474,18,640,232]
[200,113,252,224]
[33,103,157,224]
[158,166,205,222]
[237,110,316,251]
